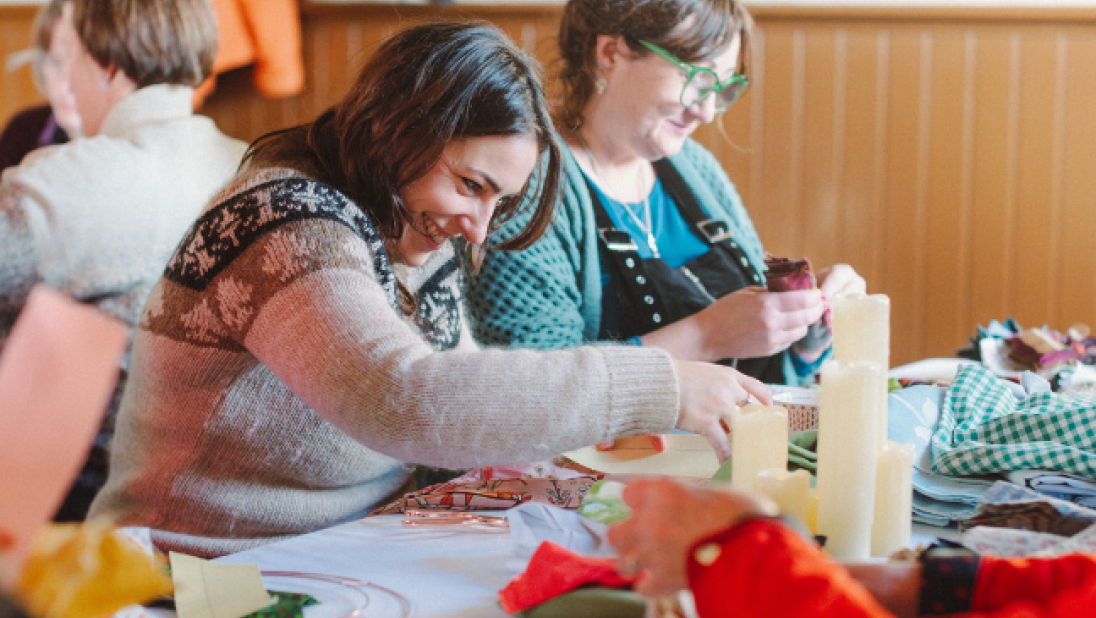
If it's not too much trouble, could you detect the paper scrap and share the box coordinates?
[171,552,275,618]
[564,434,720,478]
[0,286,127,589]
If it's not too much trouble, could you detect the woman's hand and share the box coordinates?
[671,359,770,461]
[816,263,866,300]
[642,286,826,362]
[607,479,778,598]
[790,263,865,359]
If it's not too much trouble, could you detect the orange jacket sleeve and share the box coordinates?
[969,553,1096,617]
[687,519,894,618]
[688,519,1096,618]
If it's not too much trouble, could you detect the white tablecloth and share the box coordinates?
[217,515,520,618]
[211,510,956,618]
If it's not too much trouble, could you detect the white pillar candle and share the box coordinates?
[730,404,788,491]
[832,293,891,446]
[806,488,820,535]
[871,440,917,558]
[815,359,886,561]
[754,468,812,526]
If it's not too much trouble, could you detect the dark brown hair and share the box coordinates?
[244,21,562,252]
[557,0,755,130]
[71,0,218,88]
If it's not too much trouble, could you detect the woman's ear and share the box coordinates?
[593,34,627,80]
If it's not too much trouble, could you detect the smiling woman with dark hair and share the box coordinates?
[90,21,770,558]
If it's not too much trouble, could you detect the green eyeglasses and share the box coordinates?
[638,40,749,112]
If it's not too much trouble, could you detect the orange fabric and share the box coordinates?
[195,0,304,106]
[688,520,1096,618]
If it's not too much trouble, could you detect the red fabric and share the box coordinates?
[688,519,1096,618]
[498,541,635,614]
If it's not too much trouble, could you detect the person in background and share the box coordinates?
[467,0,865,388]
[89,21,768,559]
[0,0,246,520]
[609,478,1096,618]
[0,0,82,171]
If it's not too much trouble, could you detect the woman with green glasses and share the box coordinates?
[468,0,865,390]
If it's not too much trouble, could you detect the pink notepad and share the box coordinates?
[0,286,127,588]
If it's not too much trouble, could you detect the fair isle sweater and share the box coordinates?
[466,139,802,385]
[90,167,679,558]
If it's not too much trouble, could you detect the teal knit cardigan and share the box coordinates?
[466,139,804,385]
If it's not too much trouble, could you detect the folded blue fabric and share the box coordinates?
[888,386,994,526]
[981,480,1096,519]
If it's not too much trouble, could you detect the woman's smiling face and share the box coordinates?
[395,134,539,267]
[599,33,742,162]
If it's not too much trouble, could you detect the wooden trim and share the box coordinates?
[0,5,40,18]
[750,6,1096,25]
[300,2,564,19]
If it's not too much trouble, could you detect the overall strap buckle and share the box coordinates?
[598,228,639,252]
[695,219,734,245]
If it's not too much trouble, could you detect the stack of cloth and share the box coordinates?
[1005,470,1096,508]
[956,481,1096,557]
[887,386,995,526]
[895,362,1096,527]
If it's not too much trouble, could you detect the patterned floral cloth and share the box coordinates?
[371,462,602,515]
[930,364,1096,478]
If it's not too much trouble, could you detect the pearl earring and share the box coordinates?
[595,75,608,95]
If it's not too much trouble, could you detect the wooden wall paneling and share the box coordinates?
[753,26,799,255]
[798,28,842,270]
[1059,33,1096,331]
[923,28,973,361]
[1012,29,1064,328]
[841,28,888,289]
[968,31,1016,336]
[1044,32,1069,328]
[1,8,40,133]
[883,28,931,363]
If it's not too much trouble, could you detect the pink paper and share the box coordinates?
[0,286,127,588]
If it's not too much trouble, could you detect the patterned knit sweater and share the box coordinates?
[467,139,803,385]
[90,167,679,558]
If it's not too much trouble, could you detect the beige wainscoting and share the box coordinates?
[3,3,1094,365]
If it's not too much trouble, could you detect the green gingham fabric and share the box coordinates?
[930,364,1096,479]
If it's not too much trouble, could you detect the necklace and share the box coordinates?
[575,132,660,258]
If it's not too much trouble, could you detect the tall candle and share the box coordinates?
[806,488,819,535]
[754,468,811,525]
[832,293,891,446]
[815,359,886,561]
[730,404,788,491]
[871,440,916,558]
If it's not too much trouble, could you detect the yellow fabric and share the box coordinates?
[15,521,172,618]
